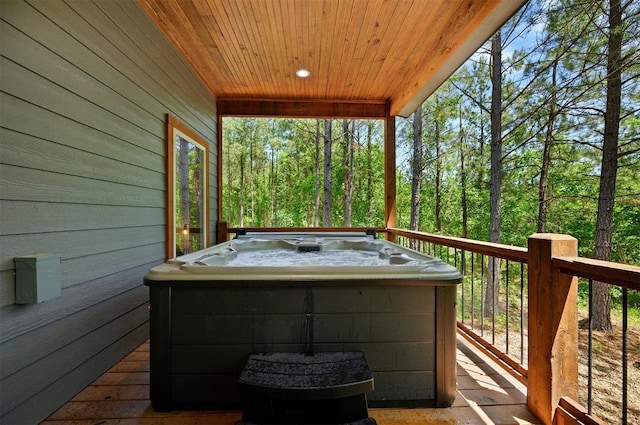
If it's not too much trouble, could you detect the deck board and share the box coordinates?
[42,335,542,425]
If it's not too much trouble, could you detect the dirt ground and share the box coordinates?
[577,318,640,424]
[464,314,638,424]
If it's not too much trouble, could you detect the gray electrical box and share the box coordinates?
[14,254,62,304]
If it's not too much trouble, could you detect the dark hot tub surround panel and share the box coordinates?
[144,233,461,410]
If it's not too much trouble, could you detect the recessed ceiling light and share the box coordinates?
[296,68,310,78]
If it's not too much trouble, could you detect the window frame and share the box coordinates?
[166,114,210,259]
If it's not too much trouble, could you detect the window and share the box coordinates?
[166,115,210,259]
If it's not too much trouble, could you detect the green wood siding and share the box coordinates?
[0,0,217,423]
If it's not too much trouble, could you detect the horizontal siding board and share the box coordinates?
[0,262,154,341]
[17,0,217,140]
[0,128,164,191]
[92,0,218,133]
[0,323,149,425]
[0,225,164,272]
[0,285,149,380]
[0,164,164,207]
[1,19,162,139]
[0,94,164,170]
[0,270,16,307]
[60,243,164,289]
[0,201,164,236]
[116,0,219,113]
[1,57,160,151]
[0,0,217,421]
[0,305,148,417]
[2,1,168,140]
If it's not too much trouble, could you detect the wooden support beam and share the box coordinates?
[527,234,579,425]
[384,107,396,241]
[217,99,387,118]
[216,114,224,247]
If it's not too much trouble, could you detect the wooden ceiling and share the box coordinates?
[138,0,526,117]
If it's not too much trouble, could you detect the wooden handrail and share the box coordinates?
[387,227,529,263]
[553,256,640,290]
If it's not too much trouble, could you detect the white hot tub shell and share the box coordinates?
[144,233,462,411]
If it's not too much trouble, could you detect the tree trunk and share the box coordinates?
[322,119,332,227]
[486,31,502,316]
[477,91,486,190]
[538,60,558,233]
[409,104,423,249]
[314,120,321,227]
[592,0,622,331]
[343,120,354,227]
[459,104,468,239]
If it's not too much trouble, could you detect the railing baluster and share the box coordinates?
[520,262,525,364]
[622,287,628,425]
[506,260,510,354]
[460,250,465,323]
[493,257,497,345]
[481,254,485,337]
[460,249,465,324]
[588,279,593,415]
[471,252,475,330]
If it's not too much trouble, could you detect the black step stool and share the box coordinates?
[237,351,376,425]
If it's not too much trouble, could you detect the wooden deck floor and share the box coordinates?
[42,335,541,424]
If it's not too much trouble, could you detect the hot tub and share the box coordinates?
[144,232,462,411]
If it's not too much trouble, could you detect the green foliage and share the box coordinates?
[222,118,386,228]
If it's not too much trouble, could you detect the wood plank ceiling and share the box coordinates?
[138,0,526,117]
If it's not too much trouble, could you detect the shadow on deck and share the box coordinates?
[42,335,541,424]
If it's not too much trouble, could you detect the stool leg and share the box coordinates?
[337,394,369,422]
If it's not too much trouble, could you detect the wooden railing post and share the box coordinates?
[527,234,579,425]
[384,108,396,243]
[216,220,228,244]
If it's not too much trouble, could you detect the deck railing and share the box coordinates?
[388,228,529,382]
[218,224,640,425]
[552,257,639,425]
[387,228,639,425]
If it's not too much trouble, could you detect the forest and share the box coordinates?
[222,0,639,269]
